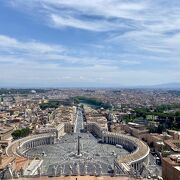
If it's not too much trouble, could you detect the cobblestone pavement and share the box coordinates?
[26,133,129,176]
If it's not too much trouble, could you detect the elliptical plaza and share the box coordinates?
[6,108,150,177]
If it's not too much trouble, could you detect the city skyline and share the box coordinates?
[1,0,180,87]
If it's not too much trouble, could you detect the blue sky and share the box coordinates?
[0,0,180,87]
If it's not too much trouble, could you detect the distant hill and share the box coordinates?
[147,83,180,89]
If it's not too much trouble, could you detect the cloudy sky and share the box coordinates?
[0,0,180,87]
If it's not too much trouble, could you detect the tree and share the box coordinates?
[12,129,21,139]
[40,101,60,110]
[12,128,30,139]
[157,124,166,133]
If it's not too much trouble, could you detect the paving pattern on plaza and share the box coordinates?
[26,133,129,176]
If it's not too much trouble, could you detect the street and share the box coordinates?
[74,109,84,133]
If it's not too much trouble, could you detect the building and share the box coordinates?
[0,126,14,141]
[168,130,180,140]
[164,139,180,154]
[162,154,180,180]
[50,106,76,133]
[124,122,149,140]
[0,150,16,179]
[84,106,108,131]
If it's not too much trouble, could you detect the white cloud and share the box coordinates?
[8,0,147,32]
[50,14,127,32]
[0,59,180,87]
[165,33,180,47]
[0,35,65,54]
[0,35,119,67]
[120,60,141,65]
[7,0,180,56]
[7,0,180,35]
[10,0,147,19]
[2,0,180,86]
[44,0,146,20]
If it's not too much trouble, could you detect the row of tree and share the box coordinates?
[130,105,180,132]
[73,96,112,109]
[40,100,61,110]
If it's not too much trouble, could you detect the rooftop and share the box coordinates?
[163,154,180,166]
[0,125,14,135]
[164,139,180,152]
[0,156,15,170]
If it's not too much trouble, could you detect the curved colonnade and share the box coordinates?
[6,133,56,158]
[86,123,150,173]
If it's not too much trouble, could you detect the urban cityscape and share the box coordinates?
[0,0,180,180]
[0,88,179,179]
